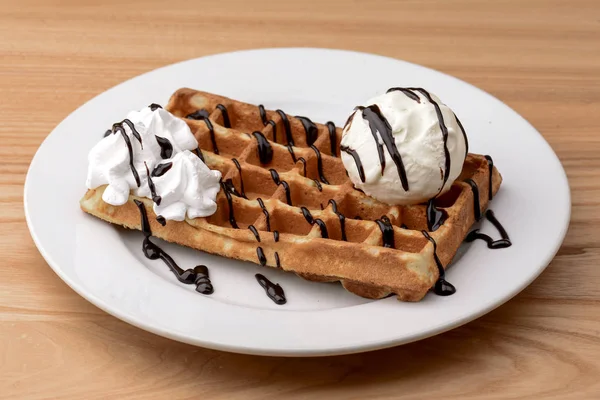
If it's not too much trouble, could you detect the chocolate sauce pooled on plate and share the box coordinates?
[300,207,329,238]
[464,178,481,221]
[421,230,456,296]
[375,216,395,248]
[155,135,173,159]
[255,273,286,305]
[220,181,239,229]
[151,162,172,177]
[340,145,366,183]
[252,131,273,164]
[215,104,231,128]
[358,104,409,191]
[296,116,319,147]
[276,109,294,146]
[133,200,213,294]
[231,158,247,198]
[465,210,512,249]
[310,145,329,184]
[269,169,292,205]
[426,199,447,232]
[328,199,347,241]
[326,121,337,157]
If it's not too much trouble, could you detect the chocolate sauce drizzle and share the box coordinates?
[255,273,286,305]
[231,158,247,198]
[144,162,162,205]
[156,216,166,226]
[194,148,205,162]
[248,225,261,242]
[155,135,173,159]
[421,230,456,296]
[252,131,273,164]
[340,145,366,183]
[326,121,337,157]
[186,110,219,155]
[151,162,172,177]
[257,198,271,231]
[297,157,307,176]
[287,144,297,163]
[275,252,281,268]
[258,104,268,125]
[111,123,141,187]
[103,129,112,138]
[276,109,294,145]
[454,113,469,159]
[267,120,277,142]
[313,180,323,192]
[223,179,244,198]
[300,207,329,238]
[216,104,231,128]
[220,181,239,229]
[359,104,409,191]
[310,145,329,184]
[485,155,494,200]
[465,210,512,249]
[273,230,280,242]
[149,103,162,111]
[386,87,421,102]
[134,199,213,294]
[269,169,292,205]
[375,216,395,248]
[296,116,319,147]
[464,178,481,221]
[328,199,347,241]
[256,247,267,266]
[426,199,447,232]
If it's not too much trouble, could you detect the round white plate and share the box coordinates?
[24,48,570,356]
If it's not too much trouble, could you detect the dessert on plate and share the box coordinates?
[80,87,510,303]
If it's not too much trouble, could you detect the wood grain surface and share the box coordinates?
[2,0,599,398]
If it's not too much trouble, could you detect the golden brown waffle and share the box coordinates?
[80,88,502,302]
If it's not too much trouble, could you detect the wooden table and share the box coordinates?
[2,0,599,398]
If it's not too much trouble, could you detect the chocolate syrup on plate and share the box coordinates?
[326,121,337,157]
[300,207,329,238]
[257,198,271,231]
[255,273,286,305]
[421,230,456,296]
[220,181,239,229]
[155,135,173,159]
[464,178,481,221]
[134,200,213,294]
[216,104,231,128]
[426,199,447,232]
[465,210,512,249]
[296,116,319,147]
[252,131,273,164]
[276,109,294,146]
[269,169,292,205]
[231,158,247,198]
[328,199,347,241]
[310,145,329,184]
[340,145,366,183]
[151,162,172,177]
[375,216,395,248]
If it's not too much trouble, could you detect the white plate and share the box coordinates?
[24,48,570,356]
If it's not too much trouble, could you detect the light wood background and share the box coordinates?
[2,0,599,398]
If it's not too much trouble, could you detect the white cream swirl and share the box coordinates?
[86,106,221,220]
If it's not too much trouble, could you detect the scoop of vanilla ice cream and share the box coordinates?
[340,89,468,205]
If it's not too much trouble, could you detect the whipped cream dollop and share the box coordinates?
[86,105,221,220]
[340,88,468,205]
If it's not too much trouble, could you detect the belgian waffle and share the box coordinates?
[80,88,502,302]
